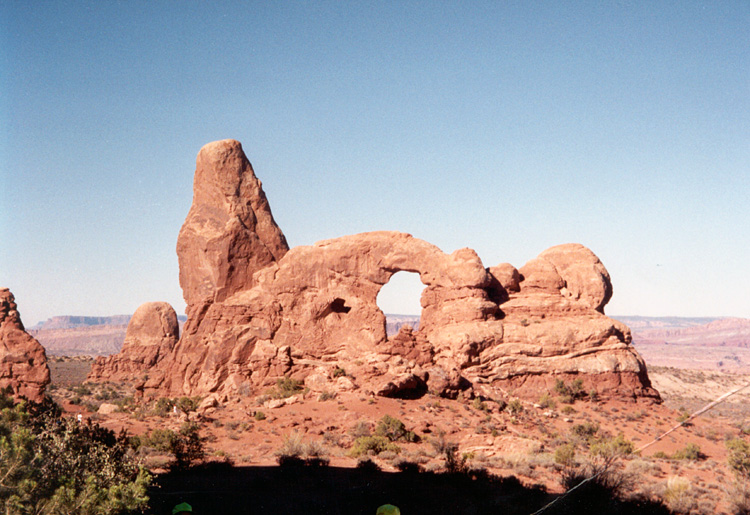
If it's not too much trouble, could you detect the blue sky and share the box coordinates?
[2,1,748,326]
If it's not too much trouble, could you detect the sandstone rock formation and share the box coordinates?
[93,139,658,403]
[88,302,179,382]
[0,288,50,401]
[176,139,289,321]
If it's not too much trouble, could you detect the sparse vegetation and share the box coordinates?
[727,438,750,477]
[554,378,585,403]
[0,390,150,514]
[672,442,703,461]
[374,414,418,442]
[349,435,401,457]
[268,376,305,399]
[506,399,523,415]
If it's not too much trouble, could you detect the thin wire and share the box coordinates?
[530,380,750,515]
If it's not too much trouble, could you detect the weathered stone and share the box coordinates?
[88,302,179,382]
[0,288,50,402]
[176,139,288,321]
[126,140,657,403]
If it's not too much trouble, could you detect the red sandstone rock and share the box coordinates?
[0,288,50,402]
[127,140,658,403]
[88,302,178,382]
[176,139,289,320]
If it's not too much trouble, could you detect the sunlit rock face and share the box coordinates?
[107,140,659,403]
[0,288,50,402]
[88,301,179,383]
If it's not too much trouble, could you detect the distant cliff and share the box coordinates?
[29,315,132,330]
[30,314,186,356]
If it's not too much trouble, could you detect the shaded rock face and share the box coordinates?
[88,302,179,382]
[0,289,50,402]
[130,140,657,403]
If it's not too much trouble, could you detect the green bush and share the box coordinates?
[590,434,635,459]
[727,438,750,477]
[671,442,703,461]
[269,377,304,399]
[571,421,600,441]
[538,393,556,409]
[374,415,418,442]
[506,399,523,415]
[0,391,150,514]
[170,422,205,469]
[554,443,576,467]
[350,436,401,457]
[554,378,584,403]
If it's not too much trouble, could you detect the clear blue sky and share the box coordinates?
[2,1,748,326]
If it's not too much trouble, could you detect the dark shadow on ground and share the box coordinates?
[149,462,673,515]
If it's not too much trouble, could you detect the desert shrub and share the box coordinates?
[318,390,336,401]
[554,378,585,403]
[174,396,201,415]
[0,392,150,514]
[472,397,488,411]
[350,435,401,457]
[170,422,205,469]
[270,377,304,399]
[349,420,372,438]
[672,442,703,461]
[253,410,266,421]
[506,399,523,415]
[275,432,306,460]
[443,442,468,473]
[72,385,92,397]
[538,393,556,409]
[374,414,418,442]
[726,479,750,515]
[332,367,347,378]
[144,428,176,452]
[727,438,750,477]
[554,443,576,467]
[663,476,693,513]
[570,421,600,441]
[150,397,175,417]
[560,405,575,415]
[589,433,635,460]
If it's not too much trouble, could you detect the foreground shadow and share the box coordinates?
[149,462,673,515]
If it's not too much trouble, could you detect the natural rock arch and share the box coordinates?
[91,140,658,403]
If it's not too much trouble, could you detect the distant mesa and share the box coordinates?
[89,139,659,403]
[0,288,50,402]
[29,315,132,331]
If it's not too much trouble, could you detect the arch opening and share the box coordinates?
[376,271,424,337]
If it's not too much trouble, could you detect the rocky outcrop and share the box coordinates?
[176,139,289,320]
[117,140,658,403]
[88,302,179,382]
[0,289,50,402]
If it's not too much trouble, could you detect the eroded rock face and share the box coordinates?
[0,289,50,402]
[88,302,179,383]
[127,140,658,403]
[176,139,289,319]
